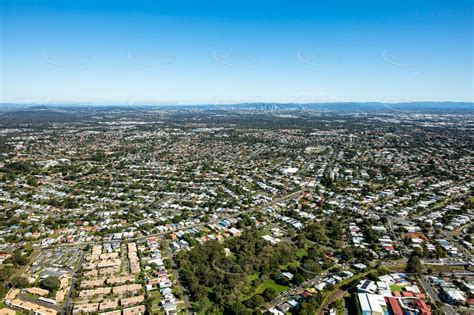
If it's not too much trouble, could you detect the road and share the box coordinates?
[441,230,473,261]
[33,187,312,254]
[382,258,408,270]
[35,187,310,251]
[319,289,345,315]
[262,264,340,312]
[25,187,311,314]
[267,260,379,314]
[62,247,85,314]
[261,272,327,311]
[417,275,456,315]
[13,250,41,279]
[162,241,192,314]
[119,243,130,275]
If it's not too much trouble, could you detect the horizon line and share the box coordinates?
[0,100,473,107]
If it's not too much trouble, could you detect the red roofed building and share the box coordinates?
[302,290,312,299]
[385,297,403,315]
[410,298,431,315]
[416,293,426,299]
[324,252,338,262]
[398,298,431,315]
[383,244,394,251]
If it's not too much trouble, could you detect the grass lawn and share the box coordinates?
[24,292,39,300]
[148,290,162,299]
[200,227,211,234]
[246,272,259,282]
[150,305,165,315]
[0,301,6,309]
[242,272,260,295]
[11,250,40,279]
[305,146,326,154]
[254,280,288,295]
[191,300,214,315]
[389,284,403,292]
[369,183,384,190]
[296,248,308,259]
[280,260,299,271]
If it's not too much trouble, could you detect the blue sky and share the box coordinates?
[0,0,472,104]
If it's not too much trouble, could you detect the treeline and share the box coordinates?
[291,219,343,248]
[176,230,297,314]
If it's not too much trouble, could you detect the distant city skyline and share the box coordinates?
[1,0,473,104]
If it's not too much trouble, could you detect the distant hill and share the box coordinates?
[24,105,53,111]
[210,102,473,111]
[0,101,472,112]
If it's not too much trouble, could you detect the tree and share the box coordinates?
[13,251,28,266]
[251,295,265,307]
[406,255,422,273]
[11,276,29,288]
[63,197,79,209]
[412,247,426,258]
[293,273,305,285]
[297,293,323,314]
[340,247,354,262]
[40,276,60,291]
[27,177,38,187]
[172,215,183,223]
[226,302,251,315]
[301,258,322,274]
[262,287,278,301]
[244,295,265,308]
[176,230,297,309]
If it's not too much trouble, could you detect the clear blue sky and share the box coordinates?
[0,0,472,104]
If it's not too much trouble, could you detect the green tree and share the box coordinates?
[13,251,28,266]
[11,276,29,288]
[406,255,422,273]
[40,276,60,291]
[293,273,305,285]
[244,295,265,308]
[262,287,278,301]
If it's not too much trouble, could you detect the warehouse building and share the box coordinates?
[358,293,389,315]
